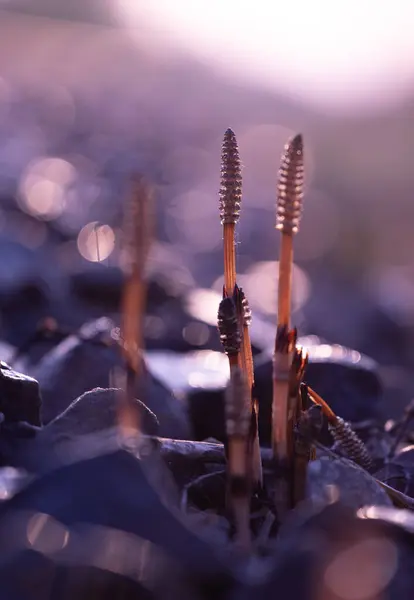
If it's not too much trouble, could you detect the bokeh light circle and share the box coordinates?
[77,221,115,262]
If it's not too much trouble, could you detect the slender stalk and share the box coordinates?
[307,386,372,470]
[292,384,308,505]
[219,129,261,493]
[287,345,307,463]
[218,296,251,550]
[272,326,296,516]
[225,367,252,551]
[308,386,337,424]
[224,223,237,295]
[236,286,263,488]
[277,235,293,326]
[119,176,153,437]
[220,128,241,297]
[272,134,305,517]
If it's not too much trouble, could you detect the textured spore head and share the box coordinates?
[219,128,242,225]
[217,296,241,356]
[276,133,304,234]
[235,286,252,327]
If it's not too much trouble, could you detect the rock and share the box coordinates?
[0,362,41,426]
[375,463,410,495]
[0,447,235,592]
[163,438,391,513]
[146,283,224,354]
[0,467,28,501]
[159,438,227,488]
[69,264,123,311]
[32,317,191,439]
[42,388,159,442]
[251,502,414,600]
[9,317,74,373]
[0,341,17,366]
[71,265,222,353]
[188,388,226,442]
[352,420,393,469]
[146,350,229,443]
[149,300,220,353]
[307,450,392,509]
[188,340,382,446]
[353,505,414,599]
[184,471,227,514]
[374,445,414,498]
[0,239,50,348]
[167,440,389,518]
[145,350,229,395]
[302,340,382,423]
[54,564,156,600]
[391,445,414,468]
[0,421,41,469]
[0,551,155,600]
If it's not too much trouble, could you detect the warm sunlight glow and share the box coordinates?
[118,1,414,111]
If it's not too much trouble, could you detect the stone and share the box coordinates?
[71,265,222,353]
[0,551,155,600]
[188,388,226,443]
[374,463,410,495]
[391,445,414,468]
[146,350,229,443]
[188,340,382,447]
[69,264,123,312]
[0,362,41,426]
[0,447,235,592]
[166,442,392,510]
[42,388,159,442]
[0,466,28,501]
[0,239,50,348]
[307,449,392,509]
[10,317,74,373]
[348,505,414,599]
[32,317,191,439]
[374,445,414,499]
[254,502,414,600]
[0,341,17,366]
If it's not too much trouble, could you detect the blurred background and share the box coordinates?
[0,1,413,413]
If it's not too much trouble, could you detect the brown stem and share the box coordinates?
[308,387,337,424]
[277,233,293,326]
[223,223,236,295]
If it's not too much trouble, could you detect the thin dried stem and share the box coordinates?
[225,367,252,551]
[272,327,297,517]
[277,236,293,326]
[308,386,337,424]
[218,131,260,494]
[292,387,306,505]
[272,326,297,459]
[224,224,237,295]
[235,286,262,488]
[119,176,154,435]
[307,387,372,469]
[287,348,308,459]
[272,134,305,517]
[276,133,304,327]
